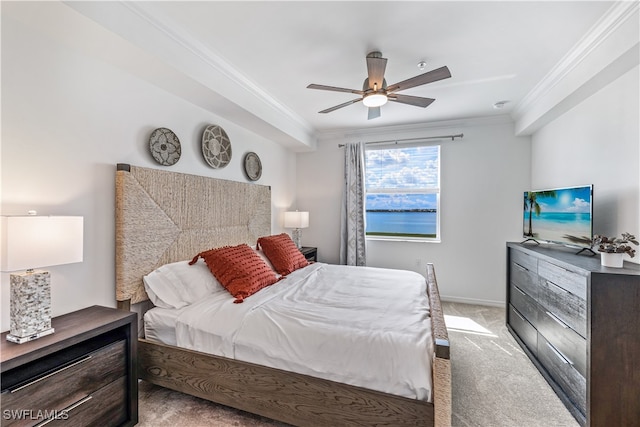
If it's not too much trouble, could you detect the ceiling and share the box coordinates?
[63,1,615,147]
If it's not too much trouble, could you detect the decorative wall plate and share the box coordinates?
[202,125,232,168]
[149,128,181,166]
[243,152,262,181]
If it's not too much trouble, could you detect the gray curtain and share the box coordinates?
[340,142,367,266]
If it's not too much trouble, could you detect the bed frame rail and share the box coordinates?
[139,339,434,426]
[426,263,451,427]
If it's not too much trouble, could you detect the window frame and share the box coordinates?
[364,142,441,243]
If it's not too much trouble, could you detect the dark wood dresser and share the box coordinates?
[506,242,640,426]
[1,306,137,427]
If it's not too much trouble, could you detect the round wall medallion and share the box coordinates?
[243,152,262,181]
[202,125,232,168]
[149,128,181,166]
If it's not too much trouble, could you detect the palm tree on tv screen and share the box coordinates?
[524,190,557,237]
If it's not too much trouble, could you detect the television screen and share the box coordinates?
[523,185,593,247]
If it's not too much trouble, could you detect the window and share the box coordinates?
[364,144,440,241]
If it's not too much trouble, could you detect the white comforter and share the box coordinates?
[173,262,433,400]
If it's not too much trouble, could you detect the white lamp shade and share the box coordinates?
[1,216,84,272]
[284,211,309,229]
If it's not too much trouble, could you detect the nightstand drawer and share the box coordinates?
[46,377,127,427]
[1,340,126,427]
[300,247,317,262]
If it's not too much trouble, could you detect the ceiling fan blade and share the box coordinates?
[386,66,451,93]
[307,84,364,95]
[366,55,387,90]
[319,98,363,114]
[388,94,436,108]
[368,107,381,120]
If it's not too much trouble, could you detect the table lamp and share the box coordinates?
[1,214,83,343]
[284,211,309,249]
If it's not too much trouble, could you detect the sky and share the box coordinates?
[365,146,439,210]
[530,186,592,214]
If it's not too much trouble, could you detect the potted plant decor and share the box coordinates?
[592,232,638,268]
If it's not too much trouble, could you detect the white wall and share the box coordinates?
[297,118,531,306]
[531,65,640,264]
[0,6,296,331]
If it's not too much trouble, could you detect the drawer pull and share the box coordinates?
[514,286,526,296]
[512,309,525,322]
[10,356,92,393]
[513,263,527,272]
[546,342,574,366]
[33,396,93,427]
[545,280,567,293]
[546,311,569,329]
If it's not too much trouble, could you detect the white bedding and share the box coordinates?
[144,305,186,346]
[144,262,433,401]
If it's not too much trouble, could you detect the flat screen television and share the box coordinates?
[523,184,593,248]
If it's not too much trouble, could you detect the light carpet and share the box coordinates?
[137,301,579,426]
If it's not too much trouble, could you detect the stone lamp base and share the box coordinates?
[291,228,302,248]
[7,270,55,344]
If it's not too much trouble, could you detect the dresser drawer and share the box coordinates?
[46,377,127,427]
[537,334,586,415]
[538,260,587,300]
[510,284,539,328]
[508,304,537,356]
[537,310,587,377]
[1,340,126,427]
[510,262,539,299]
[511,249,538,272]
[538,279,587,338]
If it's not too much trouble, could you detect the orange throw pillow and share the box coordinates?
[190,244,278,303]
[256,233,309,276]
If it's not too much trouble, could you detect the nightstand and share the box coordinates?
[1,305,138,427]
[300,246,318,262]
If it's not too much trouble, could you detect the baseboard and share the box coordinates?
[441,295,505,308]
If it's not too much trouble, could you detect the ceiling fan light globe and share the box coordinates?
[363,93,388,108]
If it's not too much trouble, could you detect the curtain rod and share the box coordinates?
[338,133,463,147]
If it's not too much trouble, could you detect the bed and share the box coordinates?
[115,164,451,426]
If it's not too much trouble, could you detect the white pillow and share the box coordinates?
[143,259,225,309]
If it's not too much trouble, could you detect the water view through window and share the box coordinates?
[366,195,438,237]
[365,145,440,239]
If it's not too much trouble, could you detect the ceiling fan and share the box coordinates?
[307,51,451,120]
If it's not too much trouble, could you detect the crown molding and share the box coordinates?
[512,1,639,120]
[119,1,313,134]
[316,114,514,142]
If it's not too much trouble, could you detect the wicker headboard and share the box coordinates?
[115,164,271,306]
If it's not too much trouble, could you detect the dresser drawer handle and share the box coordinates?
[546,311,569,329]
[514,286,526,296]
[513,263,527,272]
[33,396,93,427]
[546,342,574,366]
[512,309,525,322]
[10,356,92,393]
[545,280,568,293]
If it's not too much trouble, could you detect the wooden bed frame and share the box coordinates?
[115,164,451,426]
